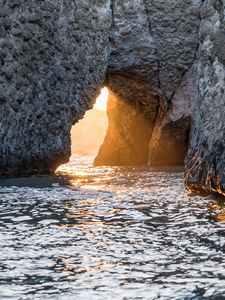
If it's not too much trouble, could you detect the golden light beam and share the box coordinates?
[94,87,109,111]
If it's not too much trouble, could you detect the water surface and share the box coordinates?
[0,156,225,299]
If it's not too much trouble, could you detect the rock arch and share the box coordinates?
[0,0,201,175]
[2,0,225,197]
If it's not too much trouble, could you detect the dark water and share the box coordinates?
[0,156,225,300]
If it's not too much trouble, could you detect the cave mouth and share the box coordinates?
[70,87,109,158]
[94,88,154,166]
[70,75,190,168]
[69,85,153,166]
[93,72,190,168]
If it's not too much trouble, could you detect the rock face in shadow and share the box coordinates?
[185,1,225,196]
[149,116,190,166]
[149,64,197,166]
[0,1,111,176]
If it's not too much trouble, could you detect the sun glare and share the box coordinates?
[94,87,109,111]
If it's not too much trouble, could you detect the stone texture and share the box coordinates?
[1,0,225,197]
[185,0,225,196]
[149,64,198,166]
[96,0,202,167]
[0,0,111,176]
[109,0,202,98]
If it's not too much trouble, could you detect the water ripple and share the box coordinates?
[0,156,225,299]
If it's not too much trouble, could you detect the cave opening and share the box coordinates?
[94,88,154,166]
[70,87,109,158]
[69,73,190,168]
[94,73,191,168]
[69,85,155,167]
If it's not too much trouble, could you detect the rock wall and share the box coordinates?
[1,0,225,197]
[185,0,225,196]
[0,0,111,176]
[96,0,202,166]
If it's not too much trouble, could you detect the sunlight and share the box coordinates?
[94,87,109,111]
[66,87,109,157]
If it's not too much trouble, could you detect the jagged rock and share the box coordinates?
[96,0,202,167]
[1,0,225,197]
[0,0,111,176]
[185,0,225,196]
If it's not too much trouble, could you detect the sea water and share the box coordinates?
[0,156,225,299]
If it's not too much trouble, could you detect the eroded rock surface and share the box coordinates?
[185,0,225,196]
[0,0,111,176]
[96,0,202,166]
[1,0,225,197]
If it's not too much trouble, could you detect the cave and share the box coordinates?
[70,71,191,168]
[93,72,190,167]
[71,71,190,167]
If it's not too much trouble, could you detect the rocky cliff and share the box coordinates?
[96,0,201,167]
[0,0,111,176]
[185,1,225,196]
[1,0,225,196]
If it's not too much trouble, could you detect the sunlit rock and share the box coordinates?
[94,87,154,166]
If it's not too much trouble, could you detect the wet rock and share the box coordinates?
[185,1,225,196]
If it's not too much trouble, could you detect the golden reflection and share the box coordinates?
[66,262,114,273]
[55,255,115,282]
[79,184,105,190]
[55,198,119,229]
[63,262,115,280]
[57,162,112,189]
[208,201,225,222]
[57,221,106,228]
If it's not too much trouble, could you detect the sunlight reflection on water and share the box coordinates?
[0,156,225,299]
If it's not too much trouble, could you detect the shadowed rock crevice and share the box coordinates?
[149,116,190,166]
